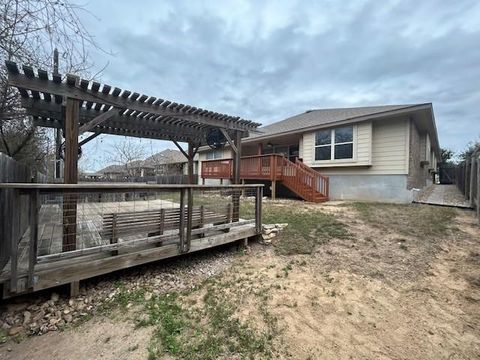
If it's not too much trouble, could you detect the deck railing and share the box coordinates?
[294,158,329,198]
[201,159,233,179]
[0,183,263,296]
[201,154,329,201]
[240,154,283,180]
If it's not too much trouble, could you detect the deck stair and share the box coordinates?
[281,158,329,203]
[202,154,329,203]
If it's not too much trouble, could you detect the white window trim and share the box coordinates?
[313,125,357,164]
[206,149,223,160]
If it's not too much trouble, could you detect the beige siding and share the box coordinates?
[302,122,372,168]
[308,117,410,175]
[197,148,232,161]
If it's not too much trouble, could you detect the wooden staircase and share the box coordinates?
[201,154,329,203]
[280,157,329,203]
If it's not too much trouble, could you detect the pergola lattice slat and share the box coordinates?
[6,61,260,146]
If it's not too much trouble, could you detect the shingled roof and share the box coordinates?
[248,104,429,141]
[144,149,187,166]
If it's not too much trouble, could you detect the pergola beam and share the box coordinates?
[32,117,203,144]
[78,108,119,135]
[8,71,258,131]
[23,99,207,143]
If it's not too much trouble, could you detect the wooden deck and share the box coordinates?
[1,198,180,278]
[201,154,329,202]
[0,184,263,298]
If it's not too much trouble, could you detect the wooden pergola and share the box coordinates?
[5,60,260,252]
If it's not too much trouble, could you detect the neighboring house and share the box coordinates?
[198,103,440,203]
[79,171,102,181]
[127,159,155,178]
[97,164,126,181]
[96,149,189,181]
[144,149,189,176]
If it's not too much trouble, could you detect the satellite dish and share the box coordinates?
[206,129,227,150]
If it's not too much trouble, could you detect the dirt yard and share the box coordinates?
[0,201,479,359]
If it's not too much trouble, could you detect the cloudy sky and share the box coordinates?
[77,0,480,170]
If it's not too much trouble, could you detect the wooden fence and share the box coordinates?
[79,174,198,184]
[455,147,480,223]
[0,153,46,269]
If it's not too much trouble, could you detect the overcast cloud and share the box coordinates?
[77,0,480,171]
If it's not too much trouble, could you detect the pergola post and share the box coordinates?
[62,97,79,252]
[53,49,62,180]
[187,142,195,185]
[232,131,242,221]
[185,142,196,252]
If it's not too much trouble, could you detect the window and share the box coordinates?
[206,149,223,160]
[314,126,353,161]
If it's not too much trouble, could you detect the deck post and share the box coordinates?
[62,97,79,252]
[185,143,197,252]
[271,180,276,200]
[257,143,263,155]
[70,280,80,297]
[9,189,19,293]
[179,188,187,252]
[187,142,195,184]
[255,186,263,234]
[27,190,39,289]
[232,131,242,221]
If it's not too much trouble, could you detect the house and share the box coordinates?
[97,164,126,181]
[96,149,189,182]
[144,149,189,176]
[198,103,440,203]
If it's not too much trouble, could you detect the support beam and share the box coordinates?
[232,131,242,184]
[172,140,189,159]
[27,190,39,289]
[70,280,80,297]
[257,143,263,155]
[79,132,101,147]
[271,180,277,200]
[185,142,196,252]
[187,142,195,184]
[220,128,238,154]
[64,98,80,183]
[78,108,119,135]
[63,97,79,252]
[53,49,62,180]
[179,188,187,252]
[232,131,242,222]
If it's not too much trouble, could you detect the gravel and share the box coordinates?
[0,245,242,338]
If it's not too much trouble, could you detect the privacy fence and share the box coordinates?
[0,153,46,269]
[455,147,480,223]
[79,174,198,184]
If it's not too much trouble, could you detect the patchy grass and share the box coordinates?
[243,201,349,255]
[349,202,458,238]
[0,329,7,344]
[103,273,278,359]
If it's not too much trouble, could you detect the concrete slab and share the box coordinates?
[415,184,472,208]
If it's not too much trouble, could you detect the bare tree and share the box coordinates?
[107,140,145,178]
[0,0,106,170]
